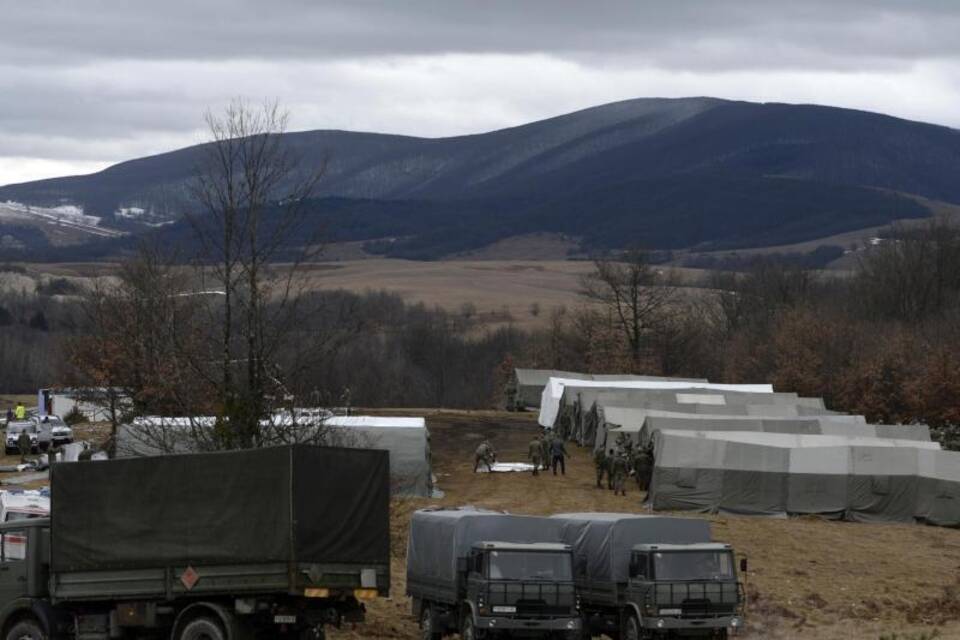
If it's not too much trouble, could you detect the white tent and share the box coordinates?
[538,378,775,428]
[323,416,433,496]
[116,414,433,497]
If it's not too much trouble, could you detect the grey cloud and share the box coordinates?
[2,1,960,71]
[2,0,960,184]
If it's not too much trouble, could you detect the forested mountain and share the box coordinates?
[3,97,959,259]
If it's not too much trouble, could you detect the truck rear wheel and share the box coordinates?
[420,606,441,640]
[6,620,46,640]
[179,616,226,640]
[461,615,482,640]
[622,615,641,640]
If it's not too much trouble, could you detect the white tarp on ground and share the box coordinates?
[648,429,959,525]
[538,378,775,427]
[476,462,538,473]
[116,414,433,497]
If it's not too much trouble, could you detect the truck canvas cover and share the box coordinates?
[407,509,565,598]
[50,445,390,572]
[551,513,711,584]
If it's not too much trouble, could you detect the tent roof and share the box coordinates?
[650,428,940,451]
[324,416,426,429]
[539,378,774,427]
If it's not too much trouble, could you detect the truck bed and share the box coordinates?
[49,445,391,601]
[52,561,389,602]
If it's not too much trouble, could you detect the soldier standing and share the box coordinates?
[473,440,496,473]
[593,448,608,489]
[550,436,568,476]
[17,429,32,464]
[528,436,543,476]
[611,450,628,496]
[540,432,551,471]
[635,447,654,492]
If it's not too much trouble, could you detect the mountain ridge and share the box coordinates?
[2,97,958,260]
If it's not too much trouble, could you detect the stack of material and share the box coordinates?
[648,429,957,526]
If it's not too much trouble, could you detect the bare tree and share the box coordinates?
[580,249,678,368]
[184,99,326,449]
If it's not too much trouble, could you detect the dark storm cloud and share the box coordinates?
[1,1,959,185]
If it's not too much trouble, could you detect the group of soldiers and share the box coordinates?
[594,433,654,496]
[527,429,568,476]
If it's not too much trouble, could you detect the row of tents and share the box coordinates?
[512,368,958,527]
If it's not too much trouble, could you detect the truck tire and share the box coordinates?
[420,606,441,640]
[179,616,227,640]
[460,615,482,640]
[5,619,46,640]
[622,615,641,640]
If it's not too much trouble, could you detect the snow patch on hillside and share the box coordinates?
[1,200,102,226]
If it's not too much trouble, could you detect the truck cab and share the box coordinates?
[624,543,744,638]
[457,542,580,639]
[0,490,50,561]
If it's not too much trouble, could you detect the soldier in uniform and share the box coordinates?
[593,448,608,489]
[634,446,654,492]
[17,429,32,464]
[540,432,551,471]
[528,436,543,476]
[611,449,628,496]
[473,440,496,473]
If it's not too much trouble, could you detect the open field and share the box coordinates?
[330,410,960,640]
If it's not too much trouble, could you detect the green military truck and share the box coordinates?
[0,445,390,640]
[553,514,744,639]
[407,508,582,639]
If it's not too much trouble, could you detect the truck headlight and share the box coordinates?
[656,619,665,629]
[730,617,741,628]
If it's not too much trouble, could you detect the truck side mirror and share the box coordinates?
[739,558,748,573]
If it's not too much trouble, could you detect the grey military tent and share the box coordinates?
[648,429,958,526]
[538,378,773,432]
[593,404,865,453]
[508,369,704,411]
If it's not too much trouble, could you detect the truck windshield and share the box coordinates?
[488,551,572,581]
[652,551,734,581]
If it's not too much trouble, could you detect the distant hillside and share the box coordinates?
[4,97,959,260]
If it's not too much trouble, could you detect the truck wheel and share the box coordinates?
[6,619,46,640]
[179,617,226,640]
[460,615,482,640]
[420,606,441,640]
[622,615,641,640]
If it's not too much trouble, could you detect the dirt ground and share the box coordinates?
[331,410,960,640]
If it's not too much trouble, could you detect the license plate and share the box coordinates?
[274,615,297,624]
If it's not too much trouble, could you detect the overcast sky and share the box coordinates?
[2,0,959,186]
